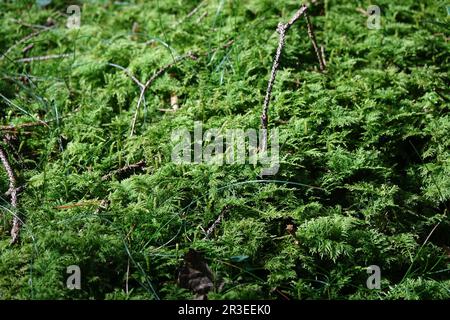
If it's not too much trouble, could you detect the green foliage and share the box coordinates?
[0,0,449,299]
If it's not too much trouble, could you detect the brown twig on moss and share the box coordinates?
[261,4,308,150]
[0,26,54,61]
[320,45,327,67]
[130,52,198,136]
[101,160,147,181]
[54,200,102,210]
[204,205,231,239]
[0,121,47,132]
[304,12,325,71]
[0,144,21,244]
[107,62,144,89]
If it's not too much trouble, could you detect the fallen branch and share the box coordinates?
[130,52,198,136]
[261,4,308,150]
[0,145,21,244]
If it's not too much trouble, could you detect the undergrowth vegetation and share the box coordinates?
[0,0,449,299]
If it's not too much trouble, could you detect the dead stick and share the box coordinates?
[0,145,21,244]
[101,160,147,181]
[130,52,197,136]
[16,53,72,63]
[261,4,308,150]
[54,200,102,210]
[204,205,231,239]
[107,62,144,89]
[0,121,47,131]
[0,27,53,61]
[304,13,325,71]
[321,45,327,67]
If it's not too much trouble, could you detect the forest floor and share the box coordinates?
[0,0,449,299]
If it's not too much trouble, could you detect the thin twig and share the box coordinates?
[10,19,51,30]
[320,45,327,67]
[0,27,53,61]
[16,53,72,63]
[126,257,130,295]
[0,145,21,244]
[130,52,198,136]
[204,205,231,239]
[196,11,208,24]
[54,200,102,210]
[107,62,144,89]
[101,160,147,181]
[356,7,369,16]
[174,0,206,27]
[186,1,205,19]
[22,43,34,55]
[261,4,308,150]
[304,13,325,71]
[0,121,47,131]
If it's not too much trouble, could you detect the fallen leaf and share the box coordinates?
[178,249,214,300]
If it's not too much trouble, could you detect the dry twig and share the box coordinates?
[16,53,72,63]
[204,205,231,239]
[101,160,147,181]
[304,12,326,71]
[321,45,327,67]
[0,121,47,132]
[0,26,54,61]
[0,145,21,244]
[261,4,308,150]
[130,52,198,136]
[54,200,102,210]
[107,62,144,89]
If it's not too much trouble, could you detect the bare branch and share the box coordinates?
[0,145,21,244]
[261,4,308,150]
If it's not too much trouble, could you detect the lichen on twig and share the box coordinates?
[0,144,21,244]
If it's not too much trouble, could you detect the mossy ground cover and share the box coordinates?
[0,0,449,299]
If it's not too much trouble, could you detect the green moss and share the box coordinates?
[0,0,448,299]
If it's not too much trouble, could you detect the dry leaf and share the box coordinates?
[178,249,214,300]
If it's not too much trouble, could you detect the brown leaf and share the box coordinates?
[178,249,214,299]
